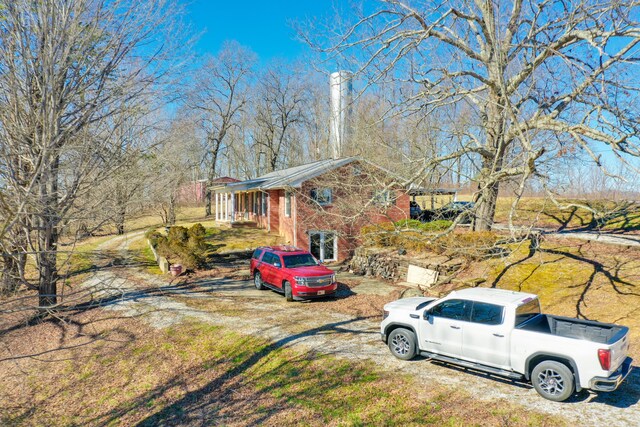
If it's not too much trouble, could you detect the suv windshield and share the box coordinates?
[283,254,318,268]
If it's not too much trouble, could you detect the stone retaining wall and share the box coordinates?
[148,239,169,273]
[348,246,463,285]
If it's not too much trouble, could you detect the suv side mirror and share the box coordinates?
[423,309,432,321]
[274,262,281,268]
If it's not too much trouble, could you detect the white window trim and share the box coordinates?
[373,189,394,207]
[311,187,332,206]
[261,192,267,216]
[285,191,292,217]
[308,230,338,262]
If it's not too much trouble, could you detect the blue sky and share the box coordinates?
[185,0,337,62]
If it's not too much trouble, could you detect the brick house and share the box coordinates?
[211,157,409,262]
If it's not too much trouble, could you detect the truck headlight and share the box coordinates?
[383,310,389,319]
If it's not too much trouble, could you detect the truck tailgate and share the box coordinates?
[610,331,631,372]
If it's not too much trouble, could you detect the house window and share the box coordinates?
[285,191,292,217]
[261,192,267,216]
[372,189,394,206]
[253,192,258,215]
[310,188,332,206]
[309,231,337,262]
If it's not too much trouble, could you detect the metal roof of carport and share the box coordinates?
[407,186,458,196]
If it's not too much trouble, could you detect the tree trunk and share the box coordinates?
[1,249,20,295]
[473,180,499,231]
[205,187,212,217]
[1,228,27,295]
[205,144,220,217]
[116,205,126,235]
[473,83,506,231]
[168,195,176,225]
[38,159,59,308]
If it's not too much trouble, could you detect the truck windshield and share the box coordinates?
[515,299,541,326]
[283,254,318,268]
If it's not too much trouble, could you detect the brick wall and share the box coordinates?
[293,162,410,262]
[268,190,280,233]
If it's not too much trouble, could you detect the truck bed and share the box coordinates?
[518,314,627,345]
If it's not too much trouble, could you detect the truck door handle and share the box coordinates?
[493,333,504,337]
[450,326,461,330]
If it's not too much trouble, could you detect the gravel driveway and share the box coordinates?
[82,232,640,427]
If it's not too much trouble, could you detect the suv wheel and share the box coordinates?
[284,281,293,302]
[531,360,575,402]
[254,271,265,290]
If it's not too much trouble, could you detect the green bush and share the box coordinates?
[188,223,206,238]
[393,219,453,232]
[419,220,452,232]
[154,224,209,270]
[145,228,163,247]
[167,226,189,244]
[394,219,423,229]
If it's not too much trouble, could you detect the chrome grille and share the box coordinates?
[303,275,334,287]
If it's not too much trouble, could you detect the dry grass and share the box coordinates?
[204,227,283,253]
[0,312,564,427]
[414,195,640,231]
[127,238,163,275]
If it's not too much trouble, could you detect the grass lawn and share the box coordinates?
[203,226,282,253]
[414,195,640,231]
[0,315,563,426]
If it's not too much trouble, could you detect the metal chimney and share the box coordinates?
[330,71,353,159]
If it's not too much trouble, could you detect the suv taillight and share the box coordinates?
[598,349,611,370]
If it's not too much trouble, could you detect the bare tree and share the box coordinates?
[0,0,186,307]
[306,0,640,230]
[147,118,200,226]
[252,63,309,172]
[188,41,256,216]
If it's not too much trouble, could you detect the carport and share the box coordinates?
[407,187,458,210]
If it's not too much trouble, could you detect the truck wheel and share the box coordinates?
[254,272,265,290]
[284,281,293,302]
[388,328,417,360]
[531,360,575,402]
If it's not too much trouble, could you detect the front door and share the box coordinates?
[309,231,336,262]
[259,252,278,286]
[420,299,471,358]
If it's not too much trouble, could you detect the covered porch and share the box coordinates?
[212,181,270,226]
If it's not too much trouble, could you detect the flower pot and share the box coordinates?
[169,264,183,276]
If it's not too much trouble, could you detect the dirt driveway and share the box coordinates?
[84,232,640,427]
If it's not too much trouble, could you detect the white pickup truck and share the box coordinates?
[381,288,632,401]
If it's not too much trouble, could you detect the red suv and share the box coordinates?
[250,246,337,302]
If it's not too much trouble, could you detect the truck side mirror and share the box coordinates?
[423,309,431,321]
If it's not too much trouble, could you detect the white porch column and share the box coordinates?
[224,193,229,221]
